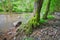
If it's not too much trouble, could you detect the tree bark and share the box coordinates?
[34,0,44,23]
[43,0,51,19]
[18,0,44,35]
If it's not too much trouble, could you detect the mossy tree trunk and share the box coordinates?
[19,0,44,35]
[34,0,44,24]
[2,0,6,12]
[43,0,51,19]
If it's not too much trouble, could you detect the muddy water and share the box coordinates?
[0,14,20,32]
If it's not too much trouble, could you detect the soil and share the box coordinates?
[16,12,60,40]
[0,12,60,40]
[29,12,60,40]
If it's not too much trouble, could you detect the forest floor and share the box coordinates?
[29,12,60,40]
[18,12,60,40]
[0,12,60,40]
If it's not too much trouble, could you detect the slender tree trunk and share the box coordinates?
[18,0,44,35]
[2,0,6,12]
[43,0,51,19]
[34,0,44,23]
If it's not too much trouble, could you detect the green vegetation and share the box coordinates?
[0,0,60,36]
[23,37,34,40]
[41,0,60,18]
[47,15,54,19]
[40,19,47,24]
[0,0,34,12]
[0,0,60,13]
[17,0,60,35]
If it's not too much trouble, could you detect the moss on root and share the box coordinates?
[24,17,38,35]
[19,17,40,35]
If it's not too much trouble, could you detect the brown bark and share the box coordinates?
[34,0,44,23]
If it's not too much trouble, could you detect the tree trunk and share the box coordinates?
[7,0,12,12]
[43,0,51,19]
[34,0,44,23]
[18,0,44,35]
[2,0,6,12]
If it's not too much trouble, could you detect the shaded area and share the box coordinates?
[29,12,60,40]
[14,12,60,40]
[0,13,33,40]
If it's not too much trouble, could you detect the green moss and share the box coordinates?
[19,16,40,35]
[23,37,34,40]
[40,19,47,24]
[47,15,54,19]
[24,17,37,35]
[24,24,33,35]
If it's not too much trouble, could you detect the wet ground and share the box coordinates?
[0,14,21,40]
[0,13,33,32]
[0,13,33,40]
[29,12,60,40]
[0,12,60,40]
[0,14,20,32]
[17,12,60,40]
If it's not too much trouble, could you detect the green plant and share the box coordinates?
[0,0,60,13]
[47,15,54,19]
[40,19,47,24]
[19,17,40,35]
[23,37,34,40]
[0,0,34,12]
[12,0,34,12]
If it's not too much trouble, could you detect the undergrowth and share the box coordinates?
[47,15,55,19]
[19,15,54,35]
[23,37,34,40]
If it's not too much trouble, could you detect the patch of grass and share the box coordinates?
[47,15,55,19]
[23,37,34,40]
[0,12,8,14]
[40,19,47,24]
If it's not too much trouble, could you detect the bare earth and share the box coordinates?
[0,12,60,40]
[30,12,60,40]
